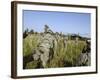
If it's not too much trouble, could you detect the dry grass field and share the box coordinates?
[23,33,87,69]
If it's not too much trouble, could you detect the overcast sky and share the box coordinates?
[23,10,91,37]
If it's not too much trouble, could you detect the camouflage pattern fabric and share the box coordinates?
[32,33,55,68]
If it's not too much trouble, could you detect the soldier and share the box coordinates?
[38,27,55,67]
[32,25,56,68]
[76,40,91,66]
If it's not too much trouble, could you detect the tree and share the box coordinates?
[44,24,49,33]
[30,29,34,34]
[25,28,29,33]
[23,28,29,38]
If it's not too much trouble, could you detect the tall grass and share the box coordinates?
[48,39,86,67]
[23,34,39,56]
[23,34,86,69]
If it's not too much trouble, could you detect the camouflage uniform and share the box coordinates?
[32,29,55,68]
[38,33,55,67]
